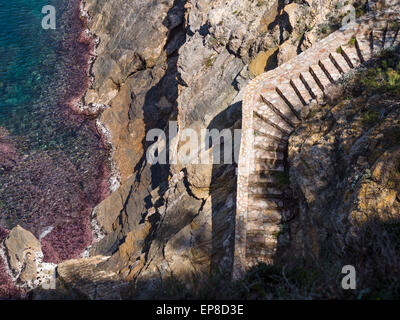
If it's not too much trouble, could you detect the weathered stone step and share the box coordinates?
[246,222,280,234]
[384,30,397,49]
[290,78,313,106]
[300,71,324,99]
[260,92,299,128]
[248,181,280,189]
[254,136,287,151]
[253,116,289,141]
[355,35,373,62]
[248,173,276,184]
[309,64,331,92]
[246,243,277,256]
[255,157,285,165]
[251,192,285,202]
[335,46,353,69]
[275,86,302,119]
[340,43,362,68]
[253,110,293,136]
[393,29,400,47]
[248,198,284,210]
[247,217,281,227]
[254,158,285,172]
[318,57,342,83]
[246,238,277,250]
[253,146,287,157]
[247,227,278,239]
[254,146,284,160]
[246,252,275,261]
[255,100,293,132]
[329,52,351,74]
[276,83,304,113]
[249,185,283,196]
[372,29,386,54]
[246,231,278,252]
[253,129,284,144]
[245,252,275,262]
[247,209,282,224]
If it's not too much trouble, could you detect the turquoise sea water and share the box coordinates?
[0,1,109,263]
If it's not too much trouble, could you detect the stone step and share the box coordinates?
[249,173,276,184]
[299,71,324,99]
[254,158,285,172]
[384,30,397,49]
[253,146,284,160]
[246,232,278,250]
[247,205,282,214]
[255,98,291,131]
[260,92,299,128]
[354,37,368,64]
[245,252,275,262]
[309,64,332,92]
[253,144,287,155]
[247,227,279,238]
[254,136,287,151]
[335,45,354,69]
[248,180,280,189]
[247,209,282,224]
[275,86,302,118]
[249,185,283,197]
[341,43,362,68]
[246,242,277,256]
[289,77,313,106]
[255,157,285,165]
[318,57,342,83]
[246,250,275,258]
[248,197,284,210]
[251,193,286,202]
[393,29,400,47]
[245,255,274,267]
[355,35,373,62]
[276,83,304,113]
[372,29,386,54]
[253,110,293,136]
[329,51,351,74]
[253,116,289,142]
[253,129,284,144]
[246,222,280,234]
[246,237,277,250]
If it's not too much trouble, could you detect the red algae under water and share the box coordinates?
[0,0,111,288]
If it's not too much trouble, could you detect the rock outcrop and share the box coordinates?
[4,226,42,284]
[55,256,127,300]
[1,225,57,291]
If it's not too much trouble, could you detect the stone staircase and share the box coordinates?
[234,6,400,276]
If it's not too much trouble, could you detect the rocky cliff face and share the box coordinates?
[0,0,374,299]
[58,0,365,297]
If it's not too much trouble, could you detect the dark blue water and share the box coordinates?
[0,1,109,263]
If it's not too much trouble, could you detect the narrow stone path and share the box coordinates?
[234,6,400,276]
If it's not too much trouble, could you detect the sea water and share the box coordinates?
[0,0,109,265]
